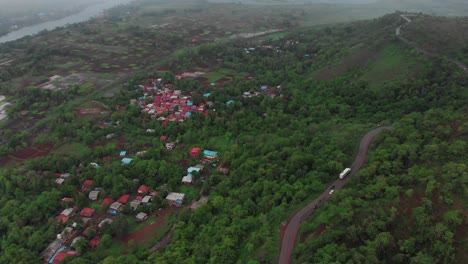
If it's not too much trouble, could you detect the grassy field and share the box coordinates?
[360,43,424,87]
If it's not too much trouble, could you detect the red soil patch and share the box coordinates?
[9,144,54,160]
[120,208,178,245]
[156,65,171,71]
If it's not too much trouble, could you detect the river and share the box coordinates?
[0,0,135,44]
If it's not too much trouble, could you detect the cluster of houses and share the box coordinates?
[242,84,281,99]
[138,78,212,125]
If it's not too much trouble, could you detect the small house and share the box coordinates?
[136,151,148,156]
[117,194,131,204]
[166,142,176,150]
[107,202,123,215]
[60,208,76,217]
[226,100,235,105]
[98,218,113,229]
[79,208,95,217]
[55,178,65,185]
[101,197,113,206]
[166,192,185,207]
[130,200,141,211]
[182,174,193,185]
[160,135,168,141]
[89,236,101,248]
[81,180,93,192]
[203,150,218,160]
[88,190,100,201]
[137,185,149,194]
[121,158,133,165]
[141,195,152,204]
[136,212,148,222]
[190,147,200,157]
[56,214,69,224]
[187,167,201,173]
[146,129,155,133]
[119,151,127,157]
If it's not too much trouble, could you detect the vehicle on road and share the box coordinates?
[329,189,334,195]
[339,168,351,179]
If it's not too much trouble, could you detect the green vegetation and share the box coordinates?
[0,2,466,264]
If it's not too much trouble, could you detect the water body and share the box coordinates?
[0,0,134,44]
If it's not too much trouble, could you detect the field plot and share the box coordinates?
[76,101,111,117]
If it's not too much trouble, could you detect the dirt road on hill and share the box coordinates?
[396,14,468,73]
[278,126,393,264]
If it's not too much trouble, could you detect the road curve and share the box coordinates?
[278,126,393,264]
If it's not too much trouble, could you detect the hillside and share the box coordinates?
[0,2,466,264]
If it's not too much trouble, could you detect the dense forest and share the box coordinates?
[0,6,466,264]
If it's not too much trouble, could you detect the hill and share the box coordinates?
[0,2,466,264]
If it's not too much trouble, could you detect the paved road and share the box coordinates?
[278,126,393,264]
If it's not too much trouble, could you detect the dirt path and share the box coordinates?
[278,126,393,264]
[396,14,468,73]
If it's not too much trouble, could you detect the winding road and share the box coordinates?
[278,126,393,264]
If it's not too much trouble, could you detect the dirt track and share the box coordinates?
[278,126,393,264]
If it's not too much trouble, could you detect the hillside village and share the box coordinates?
[42,146,219,263]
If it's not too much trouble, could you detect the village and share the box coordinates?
[41,145,219,264]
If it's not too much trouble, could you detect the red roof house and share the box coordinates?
[101,197,113,206]
[52,251,77,264]
[79,208,95,217]
[117,194,131,204]
[136,195,143,201]
[56,215,69,224]
[89,236,101,248]
[190,147,200,157]
[160,135,168,141]
[82,180,93,192]
[137,185,149,194]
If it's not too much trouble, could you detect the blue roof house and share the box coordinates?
[187,167,201,173]
[121,158,133,165]
[226,100,235,105]
[203,93,211,97]
[119,151,127,157]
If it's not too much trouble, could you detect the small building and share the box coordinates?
[136,212,148,222]
[146,129,155,133]
[79,208,95,217]
[101,197,113,206]
[187,167,202,173]
[117,194,131,204]
[88,190,100,201]
[60,208,76,217]
[130,200,141,211]
[141,195,152,204]
[136,151,148,157]
[166,192,185,207]
[106,133,114,140]
[107,202,123,215]
[89,236,101,248]
[119,151,127,157]
[98,218,113,229]
[182,174,193,185]
[137,185,149,194]
[203,93,211,97]
[55,178,65,185]
[166,142,176,150]
[190,147,200,157]
[50,249,77,264]
[160,135,168,141]
[226,100,235,105]
[56,214,69,224]
[81,180,93,192]
[61,197,74,204]
[121,158,133,165]
[203,150,218,160]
